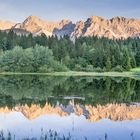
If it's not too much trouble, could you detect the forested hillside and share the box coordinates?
[0,30,140,72]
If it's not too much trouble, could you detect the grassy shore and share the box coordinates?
[0,71,140,78]
[131,67,140,72]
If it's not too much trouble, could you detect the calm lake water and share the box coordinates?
[0,75,140,140]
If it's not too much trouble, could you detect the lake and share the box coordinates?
[0,75,140,140]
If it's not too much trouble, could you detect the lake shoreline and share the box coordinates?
[0,71,140,78]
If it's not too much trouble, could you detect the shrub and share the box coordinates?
[85,65,94,72]
[93,67,104,72]
[111,65,124,72]
[74,64,83,71]
[53,62,68,72]
[0,45,68,72]
[39,65,54,73]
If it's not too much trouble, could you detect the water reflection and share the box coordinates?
[0,102,140,121]
[0,75,140,107]
[0,75,140,139]
[0,103,140,140]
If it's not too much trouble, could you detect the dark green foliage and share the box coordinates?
[106,57,111,72]
[111,65,124,72]
[0,45,68,72]
[0,76,140,107]
[0,30,140,72]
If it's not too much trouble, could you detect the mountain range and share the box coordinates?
[0,15,140,39]
[0,103,140,121]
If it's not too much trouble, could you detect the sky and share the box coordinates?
[0,0,140,23]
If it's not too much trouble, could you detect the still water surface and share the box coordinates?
[0,75,140,140]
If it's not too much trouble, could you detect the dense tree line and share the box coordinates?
[0,45,67,72]
[0,30,140,72]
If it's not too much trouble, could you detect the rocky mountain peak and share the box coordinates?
[26,15,40,20]
[23,15,45,28]
[110,16,128,24]
[59,19,71,26]
[23,15,42,26]
[0,15,140,39]
[0,20,15,30]
[53,19,75,37]
[88,16,105,23]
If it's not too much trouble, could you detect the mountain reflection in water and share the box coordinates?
[0,75,140,139]
[0,102,140,121]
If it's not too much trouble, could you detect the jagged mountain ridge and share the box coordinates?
[0,15,140,39]
[12,15,74,37]
[0,103,140,121]
[0,20,15,30]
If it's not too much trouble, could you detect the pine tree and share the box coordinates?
[106,57,111,71]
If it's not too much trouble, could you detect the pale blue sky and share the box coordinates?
[0,0,140,23]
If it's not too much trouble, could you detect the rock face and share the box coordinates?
[0,15,140,39]
[53,20,75,37]
[0,103,140,122]
[12,16,75,36]
[0,20,15,30]
[13,15,57,36]
[72,16,140,39]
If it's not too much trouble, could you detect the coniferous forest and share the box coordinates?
[0,30,140,72]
